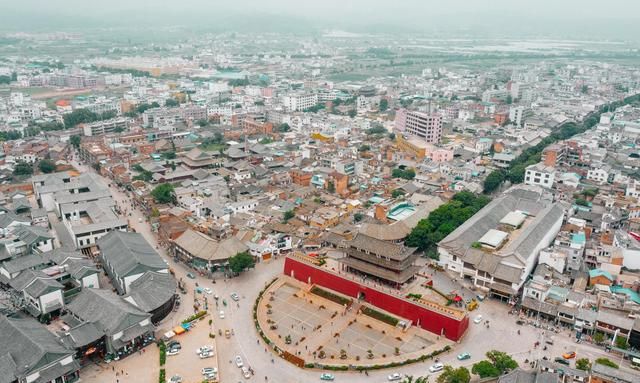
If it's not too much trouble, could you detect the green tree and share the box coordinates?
[277,123,291,132]
[366,125,387,135]
[388,132,396,140]
[406,192,490,255]
[436,366,470,383]
[165,98,179,107]
[228,251,255,274]
[70,135,81,148]
[348,109,357,118]
[505,95,513,104]
[353,213,364,222]
[485,350,518,373]
[197,119,209,127]
[379,99,388,112]
[151,183,175,204]
[615,336,628,349]
[38,159,56,174]
[401,377,429,383]
[483,170,505,193]
[13,162,33,176]
[0,130,23,141]
[358,144,371,152]
[391,168,416,180]
[593,332,605,344]
[391,189,405,198]
[581,85,589,94]
[327,181,335,193]
[575,358,591,371]
[283,210,295,222]
[471,360,500,378]
[162,151,177,160]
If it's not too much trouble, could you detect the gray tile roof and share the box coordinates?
[173,229,248,262]
[0,315,75,382]
[591,362,636,383]
[125,271,176,313]
[497,369,536,383]
[42,248,85,265]
[98,231,167,281]
[0,213,30,229]
[65,288,151,335]
[347,233,416,261]
[62,322,103,348]
[13,225,53,246]
[9,269,63,298]
[1,253,49,274]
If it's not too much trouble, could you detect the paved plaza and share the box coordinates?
[259,277,447,367]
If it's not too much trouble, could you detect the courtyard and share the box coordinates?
[257,277,449,367]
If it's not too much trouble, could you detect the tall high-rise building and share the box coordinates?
[394,108,443,143]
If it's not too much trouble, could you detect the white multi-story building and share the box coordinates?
[82,117,130,136]
[509,106,526,127]
[524,164,556,189]
[282,93,318,111]
[74,97,121,116]
[586,165,611,185]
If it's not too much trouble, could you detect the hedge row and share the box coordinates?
[310,345,452,371]
[181,310,207,324]
[253,278,279,347]
[158,340,166,366]
[310,286,352,306]
[361,306,399,326]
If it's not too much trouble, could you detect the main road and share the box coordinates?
[70,159,636,382]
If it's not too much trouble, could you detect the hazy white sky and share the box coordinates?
[0,0,638,37]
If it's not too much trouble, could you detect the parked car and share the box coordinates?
[473,315,483,324]
[204,287,212,294]
[167,341,181,349]
[199,350,214,359]
[429,363,444,373]
[476,294,485,301]
[196,345,214,355]
[241,366,251,378]
[554,357,570,365]
[320,373,335,381]
[219,310,225,319]
[231,292,240,301]
[186,273,195,279]
[201,368,218,375]
[169,375,182,383]
[167,346,180,356]
[203,373,217,382]
[225,329,231,339]
[235,355,244,367]
[457,352,471,360]
[562,351,576,359]
[388,373,402,381]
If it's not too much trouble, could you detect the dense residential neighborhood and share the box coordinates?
[1,5,640,382]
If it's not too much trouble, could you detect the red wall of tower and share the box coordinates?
[284,257,469,341]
